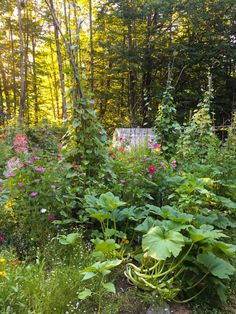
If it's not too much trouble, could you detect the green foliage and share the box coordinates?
[125,205,235,302]
[154,82,181,157]
[79,259,122,313]
[177,79,220,163]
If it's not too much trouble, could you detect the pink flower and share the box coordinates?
[18,182,24,187]
[13,134,28,153]
[32,147,40,151]
[26,159,34,164]
[5,172,15,178]
[31,191,38,197]
[148,166,157,173]
[171,160,177,168]
[35,167,45,172]
[47,215,56,220]
[32,156,40,161]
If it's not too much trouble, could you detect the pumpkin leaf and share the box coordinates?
[142,226,185,260]
[197,252,235,279]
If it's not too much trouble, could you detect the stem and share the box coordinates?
[186,272,209,290]
[134,243,194,280]
[173,285,207,303]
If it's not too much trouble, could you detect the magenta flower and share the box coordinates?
[5,172,15,178]
[18,182,24,187]
[35,167,45,172]
[32,156,40,161]
[152,144,161,152]
[148,166,157,173]
[32,147,41,151]
[171,160,177,168]
[26,159,34,164]
[31,191,38,197]
[47,215,56,220]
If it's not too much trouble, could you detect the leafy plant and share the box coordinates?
[125,205,236,302]
[79,259,122,313]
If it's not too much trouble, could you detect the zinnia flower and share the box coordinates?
[47,215,56,220]
[35,167,45,172]
[148,166,157,173]
[153,144,161,152]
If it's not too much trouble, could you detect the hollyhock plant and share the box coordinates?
[13,134,28,153]
[148,165,157,173]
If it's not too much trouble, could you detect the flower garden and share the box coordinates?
[0,97,236,314]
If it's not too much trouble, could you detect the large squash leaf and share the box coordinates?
[197,252,235,279]
[142,226,185,260]
[189,225,227,243]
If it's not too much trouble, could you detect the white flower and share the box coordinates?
[40,208,47,213]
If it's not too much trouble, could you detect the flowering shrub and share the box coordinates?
[0,143,78,257]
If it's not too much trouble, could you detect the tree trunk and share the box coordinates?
[0,60,11,119]
[49,40,60,119]
[17,0,26,125]
[128,21,137,127]
[32,34,39,123]
[89,0,94,92]
[9,18,17,116]
[49,0,67,121]
[0,78,5,127]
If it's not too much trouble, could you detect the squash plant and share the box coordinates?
[125,205,236,302]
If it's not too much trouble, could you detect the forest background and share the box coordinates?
[0,0,235,131]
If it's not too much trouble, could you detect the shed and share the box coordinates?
[113,128,155,148]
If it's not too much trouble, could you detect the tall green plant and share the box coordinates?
[177,75,220,162]
[154,81,181,157]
